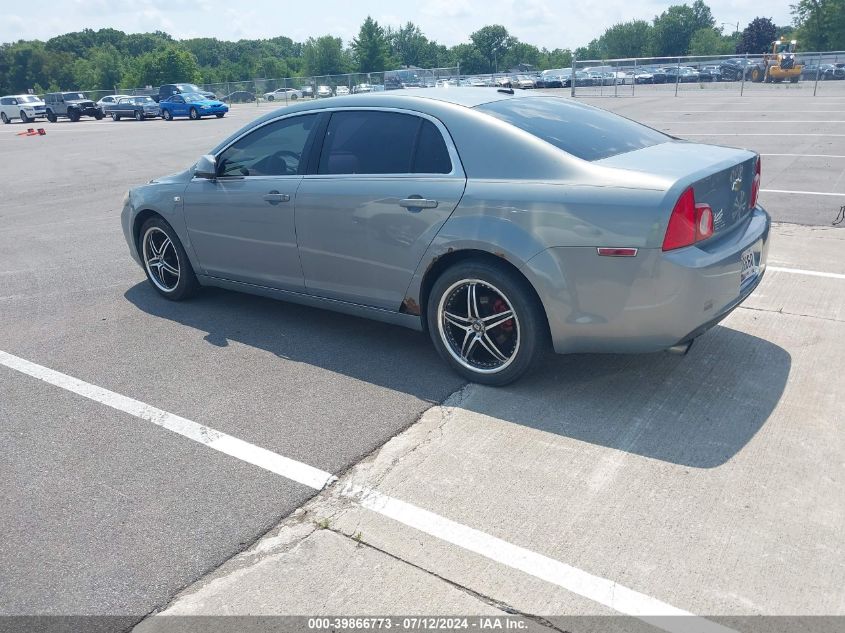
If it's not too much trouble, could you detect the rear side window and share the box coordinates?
[476,97,669,161]
[413,120,452,174]
[319,111,419,174]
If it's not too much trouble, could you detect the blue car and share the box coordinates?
[160,93,229,121]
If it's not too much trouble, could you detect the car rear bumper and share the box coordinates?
[523,206,771,354]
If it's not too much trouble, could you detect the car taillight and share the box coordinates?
[750,156,761,209]
[662,187,714,251]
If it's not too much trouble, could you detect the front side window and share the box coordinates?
[476,97,669,162]
[318,111,451,175]
[217,114,318,177]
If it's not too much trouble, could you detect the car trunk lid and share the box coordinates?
[596,140,758,236]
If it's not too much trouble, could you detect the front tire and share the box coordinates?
[427,260,546,386]
[112,112,120,121]
[139,217,198,301]
[94,111,104,120]
[19,111,31,123]
[134,110,143,121]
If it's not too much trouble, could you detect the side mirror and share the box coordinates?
[194,155,217,179]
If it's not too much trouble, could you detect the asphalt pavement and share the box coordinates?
[1,90,843,632]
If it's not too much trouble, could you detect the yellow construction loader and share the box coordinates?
[750,38,803,83]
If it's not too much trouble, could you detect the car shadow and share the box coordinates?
[125,283,790,469]
[470,326,791,468]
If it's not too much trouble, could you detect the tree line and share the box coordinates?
[0,0,842,95]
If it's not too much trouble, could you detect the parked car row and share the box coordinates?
[1,90,230,124]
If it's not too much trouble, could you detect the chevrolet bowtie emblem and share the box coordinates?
[732,178,743,191]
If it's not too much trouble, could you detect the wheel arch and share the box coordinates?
[415,248,550,340]
[133,209,167,251]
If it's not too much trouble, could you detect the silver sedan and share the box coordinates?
[121,89,769,385]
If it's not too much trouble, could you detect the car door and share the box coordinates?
[0,98,12,119]
[295,109,466,310]
[182,112,320,290]
[164,95,181,116]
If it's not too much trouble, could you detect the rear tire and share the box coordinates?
[1,112,9,124]
[426,260,546,386]
[139,217,199,301]
[46,111,57,123]
[189,107,199,120]
[215,112,224,118]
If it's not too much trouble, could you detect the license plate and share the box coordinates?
[740,247,759,290]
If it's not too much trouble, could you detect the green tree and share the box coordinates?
[688,27,736,55]
[124,46,200,87]
[448,43,487,75]
[351,16,389,73]
[469,25,511,72]
[538,48,573,70]
[649,2,715,56]
[389,22,429,67]
[598,20,653,58]
[792,0,845,50]
[500,41,541,71]
[302,35,348,76]
[736,17,778,53]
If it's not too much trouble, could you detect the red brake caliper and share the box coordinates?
[491,298,514,333]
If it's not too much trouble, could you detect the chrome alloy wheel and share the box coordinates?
[142,227,180,293]
[437,279,520,374]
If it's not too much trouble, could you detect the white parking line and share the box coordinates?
[680,133,845,137]
[650,120,845,123]
[769,266,845,280]
[655,110,845,113]
[0,348,734,633]
[762,153,845,158]
[761,188,845,197]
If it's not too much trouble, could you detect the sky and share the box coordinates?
[0,0,794,49]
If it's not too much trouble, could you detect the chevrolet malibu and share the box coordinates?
[121,89,769,385]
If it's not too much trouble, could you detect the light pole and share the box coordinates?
[720,21,740,35]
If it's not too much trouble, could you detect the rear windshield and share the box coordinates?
[475,97,669,161]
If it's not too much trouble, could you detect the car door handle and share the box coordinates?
[263,191,290,204]
[399,197,438,210]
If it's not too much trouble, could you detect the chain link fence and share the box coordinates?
[568,51,845,97]
[102,67,460,106]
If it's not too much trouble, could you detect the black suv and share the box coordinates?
[44,92,104,122]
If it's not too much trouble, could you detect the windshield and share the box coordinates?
[476,96,670,162]
[63,93,85,100]
[182,93,209,103]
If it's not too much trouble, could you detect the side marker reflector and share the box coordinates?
[597,247,638,257]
